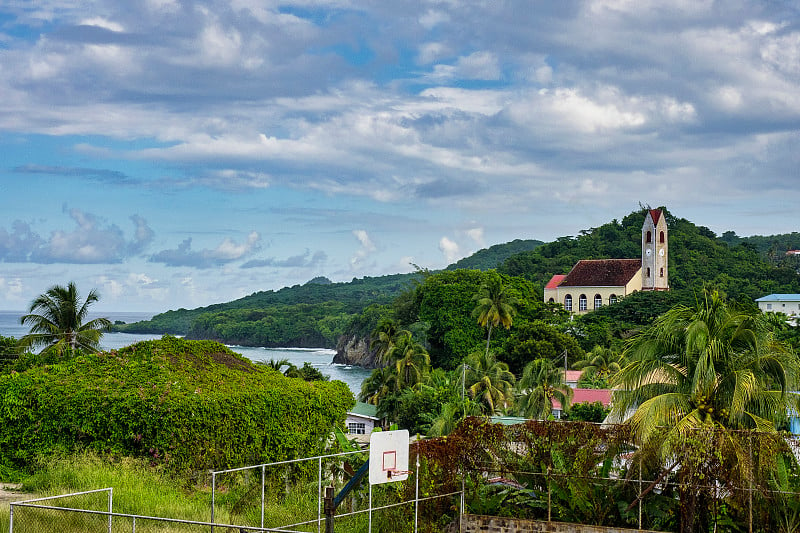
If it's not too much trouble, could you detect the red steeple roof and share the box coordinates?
[649,209,662,224]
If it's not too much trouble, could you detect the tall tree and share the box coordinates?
[393,338,431,390]
[611,290,800,532]
[370,318,411,366]
[19,282,111,357]
[572,346,626,387]
[472,272,517,357]
[461,350,516,415]
[515,358,573,420]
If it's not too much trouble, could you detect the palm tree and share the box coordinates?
[19,282,111,357]
[461,350,516,415]
[393,339,431,390]
[515,358,573,420]
[359,366,398,406]
[472,272,517,357]
[370,319,412,366]
[611,290,800,532]
[428,397,485,437]
[572,346,626,386]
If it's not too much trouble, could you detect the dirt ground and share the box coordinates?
[0,483,34,509]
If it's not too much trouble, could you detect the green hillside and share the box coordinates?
[445,239,544,270]
[118,208,800,350]
[116,241,544,347]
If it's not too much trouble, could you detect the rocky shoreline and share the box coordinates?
[333,333,381,369]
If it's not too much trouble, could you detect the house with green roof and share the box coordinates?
[345,401,381,441]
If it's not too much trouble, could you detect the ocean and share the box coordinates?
[0,310,370,395]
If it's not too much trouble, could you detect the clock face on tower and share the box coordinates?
[646,249,651,257]
[659,249,664,257]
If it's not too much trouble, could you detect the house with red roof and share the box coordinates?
[551,388,613,419]
[543,209,669,314]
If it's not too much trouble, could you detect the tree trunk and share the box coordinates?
[484,325,493,357]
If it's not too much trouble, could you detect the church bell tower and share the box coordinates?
[642,209,669,291]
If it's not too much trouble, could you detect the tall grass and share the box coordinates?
[0,452,417,532]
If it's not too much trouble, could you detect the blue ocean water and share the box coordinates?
[0,310,369,395]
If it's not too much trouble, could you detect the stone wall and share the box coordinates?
[460,515,660,533]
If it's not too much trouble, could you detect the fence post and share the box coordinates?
[324,485,335,533]
[638,453,642,531]
[9,503,13,533]
[414,451,420,533]
[749,434,753,533]
[261,464,265,530]
[211,471,216,533]
[547,466,552,523]
[318,456,323,533]
[108,487,113,533]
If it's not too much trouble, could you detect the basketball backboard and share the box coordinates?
[368,429,409,485]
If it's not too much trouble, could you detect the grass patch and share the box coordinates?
[0,452,406,533]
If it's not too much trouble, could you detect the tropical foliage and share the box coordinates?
[0,336,352,474]
[19,282,111,357]
[472,272,518,357]
[611,290,800,532]
[461,350,515,415]
[514,358,573,420]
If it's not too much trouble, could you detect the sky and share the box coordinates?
[0,1,799,313]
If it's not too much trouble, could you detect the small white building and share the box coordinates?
[756,294,800,325]
[345,402,381,442]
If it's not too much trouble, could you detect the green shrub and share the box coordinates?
[0,336,353,475]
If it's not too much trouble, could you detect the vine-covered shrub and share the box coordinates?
[0,336,353,474]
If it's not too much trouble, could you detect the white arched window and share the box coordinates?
[646,230,652,243]
[609,294,617,305]
[564,294,573,311]
[548,297,555,303]
[594,294,603,309]
[579,294,587,311]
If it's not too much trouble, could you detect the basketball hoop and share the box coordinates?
[386,469,413,479]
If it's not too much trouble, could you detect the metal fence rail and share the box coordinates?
[11,496,309,533]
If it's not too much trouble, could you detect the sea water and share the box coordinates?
[0,310,369,395]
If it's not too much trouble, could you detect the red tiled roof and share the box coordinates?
[559,259,640,287]
[649,209,662,224]
[544,274,567,290]
[563,370,583,382]
[552,388,612,410]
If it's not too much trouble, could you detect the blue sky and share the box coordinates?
[1,1,799,313]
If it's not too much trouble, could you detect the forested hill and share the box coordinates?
[445,239,544,270]
[117,207,800,348]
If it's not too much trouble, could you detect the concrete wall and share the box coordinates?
[460,514,660,533]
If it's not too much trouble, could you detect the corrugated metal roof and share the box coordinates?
[756,294,800,302]
[349,401,379,419]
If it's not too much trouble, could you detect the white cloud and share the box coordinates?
[350,229,377,270]
[466,227,484,247]
[439,236,460,264]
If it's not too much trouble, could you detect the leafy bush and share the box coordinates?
[0,336,353,475]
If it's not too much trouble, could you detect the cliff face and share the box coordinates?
[333,334,381,368]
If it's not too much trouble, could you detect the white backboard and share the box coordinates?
[369,429,409,485]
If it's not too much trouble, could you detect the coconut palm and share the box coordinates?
[428,397,485,437]
[19,282,111,357]
[472,272,517,357]
[461,350,516,415]
[359,366,398,406]
[611,290,800,532]
[572,346,626,386]
[393,338,431,390]
[515,358,573,420]
[370,319,411,366]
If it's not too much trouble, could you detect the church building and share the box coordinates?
[543,209,669,314]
